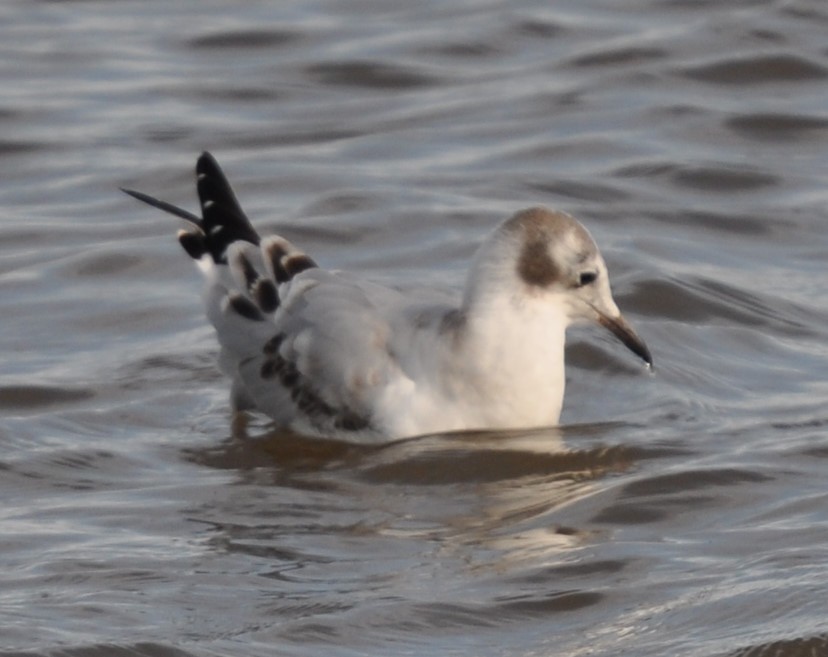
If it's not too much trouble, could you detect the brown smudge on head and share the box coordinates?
[502,207,593,288]
[517,239,559,287]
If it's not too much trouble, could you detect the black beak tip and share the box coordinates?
[596,311,653,371]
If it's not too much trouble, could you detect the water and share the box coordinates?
[1,0,828,655]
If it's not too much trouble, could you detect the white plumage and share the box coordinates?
[124,152,651,442]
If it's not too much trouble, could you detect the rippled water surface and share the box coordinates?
[2,1,828,655]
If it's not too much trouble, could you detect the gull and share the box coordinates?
[123,152,652,442]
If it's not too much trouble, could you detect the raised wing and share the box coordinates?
[123,152,411,438]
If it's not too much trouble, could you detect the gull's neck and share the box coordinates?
[449,278,570,429]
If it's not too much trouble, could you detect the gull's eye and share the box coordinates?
[578,271,597,287]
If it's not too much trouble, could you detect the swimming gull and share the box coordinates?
[123,152,652,441]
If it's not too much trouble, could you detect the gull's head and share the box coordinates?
[466,207,652,367]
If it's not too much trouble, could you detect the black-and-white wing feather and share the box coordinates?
[123,152,416,438]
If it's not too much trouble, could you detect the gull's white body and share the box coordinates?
[204,252,568,441]
[124,153,651,442]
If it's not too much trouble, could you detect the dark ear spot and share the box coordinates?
[518,240,559,287]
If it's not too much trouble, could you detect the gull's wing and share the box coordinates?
[124,152,431,438]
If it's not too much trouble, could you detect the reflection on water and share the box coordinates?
[179,422,666,650]
[2,0,828,655]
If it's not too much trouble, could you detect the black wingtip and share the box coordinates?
[192,152,260,261]
[124,152,261,264]
[197,151,219,172]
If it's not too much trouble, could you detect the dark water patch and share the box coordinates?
[524,178,630,203]
[615,160,778,192]
[621,468,772,497]
[234,128,362,148]
[4,447,151,493]
[690,278,818,334]
[422,40,503,59]
[182,85,283,103]
[781,3,828,22]
[570,46,667,68]
[281,603,497,644]
[512,559,627,584]
[591,503,667,524]
[495,589,604,615]
[727,633,828,657]
[670,164,778,192]
[771,417,828,432]
[74,253,143,277]
[390,602,498,630]
[680,164,768,194]
[304,61,442,90]
[626,278,734,324]
[0,385,95,411]
[749,28,786,43]
[45,450,116,473]
[644,208,782,237]
[301,192,382,217]
[800,445,828,459]
[222,534,336,563]
[113,353,222,399]
[725,112,828,141]
[140,123,195,144]
[398,591,603,631]
[512,18,566,39]
[593,468,773,524]
[629,276,818,336]
[0,140,45,156]
[284,588,604,649]
[187,28,305,50]
[680,54,828,85]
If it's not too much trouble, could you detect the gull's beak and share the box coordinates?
[595,310,653,368]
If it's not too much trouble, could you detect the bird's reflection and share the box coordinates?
[183,416,645,569]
